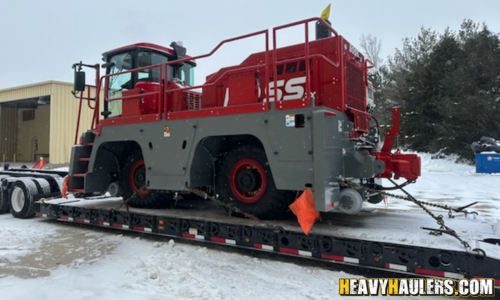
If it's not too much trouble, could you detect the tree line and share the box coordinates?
[361,20,500,160]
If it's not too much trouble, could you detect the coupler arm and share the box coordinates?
[374,108,421,181]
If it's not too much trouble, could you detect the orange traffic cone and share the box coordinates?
[289,188,320,235]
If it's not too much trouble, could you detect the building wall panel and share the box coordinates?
[49,83,99,164]
[16,105,50,162]
[0,107,18,161]
[0,81,102,165]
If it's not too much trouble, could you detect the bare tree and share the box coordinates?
[360,34,383,68]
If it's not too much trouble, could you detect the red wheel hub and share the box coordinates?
[129,159,152,197]
[229,158,267,204]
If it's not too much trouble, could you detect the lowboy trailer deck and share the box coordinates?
[35,196,500,286]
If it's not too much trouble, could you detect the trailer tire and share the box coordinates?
[120,152,173,209]
[9,182,37,219]
[0,190,9,214]
[367,193,384,204]
[216,145,295,219]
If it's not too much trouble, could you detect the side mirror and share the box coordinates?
[74,71,86,92]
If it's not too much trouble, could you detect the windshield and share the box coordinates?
[104,49,195,117]
[107,52,133,117]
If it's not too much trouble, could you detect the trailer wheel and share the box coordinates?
[9,182,37,219]
[120,152,172,208]
[0,189,9,214]
[216,145,295,219]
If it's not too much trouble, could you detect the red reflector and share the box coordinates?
[112,223,122,228]
[279,247,299,255]
[324,111,336,117]
[322,254,344,262]
[133,226,145,231]
[211,237,226,243]
[415,268,444,277]
[182,233,196,239]
[253,244,263,249]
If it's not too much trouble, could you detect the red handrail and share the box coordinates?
[74,89,84,145]
[92,65,100,129]
[164,65,264,97]
[93,17,345,125]
[163,30,270,114]
[74,84,97,144]
[272,18,341,109]
[365,58,375,86]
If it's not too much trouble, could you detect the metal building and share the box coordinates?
[0,81,96,165]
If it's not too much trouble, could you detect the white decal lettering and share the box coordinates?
[268,79,284,102]
[283,76,306,100]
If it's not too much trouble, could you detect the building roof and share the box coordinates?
[0,80,72,93]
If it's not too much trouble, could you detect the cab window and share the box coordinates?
[137,51,171,83]
[107,52,133,117]
[180,63,194,86]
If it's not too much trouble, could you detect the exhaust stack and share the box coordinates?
[316,4,332,40]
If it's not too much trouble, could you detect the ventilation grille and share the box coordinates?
[183,91,202,110]
[346,62,365,111]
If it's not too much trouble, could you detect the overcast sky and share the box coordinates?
[1,0,499,89]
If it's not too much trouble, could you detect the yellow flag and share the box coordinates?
[320,4,331,20]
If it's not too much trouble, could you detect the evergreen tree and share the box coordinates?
[375,20,500,160]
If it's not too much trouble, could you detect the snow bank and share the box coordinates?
[418,152,474,173]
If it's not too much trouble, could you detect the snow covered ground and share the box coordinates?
[377,153,500,219]
[0,154,498,299]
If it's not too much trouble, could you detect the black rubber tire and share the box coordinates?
[480,136,496,145]
[9,182,37,219]
[471,142,484,154]
[215,145,295,219]
[120,151,173,209]
[367,193,384,204]
[0,189,9,214]
[485,144,500,153]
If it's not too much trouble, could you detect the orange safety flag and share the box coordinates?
[32,157,47,170]
[62,176,69,199]
[289,188,320,235]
